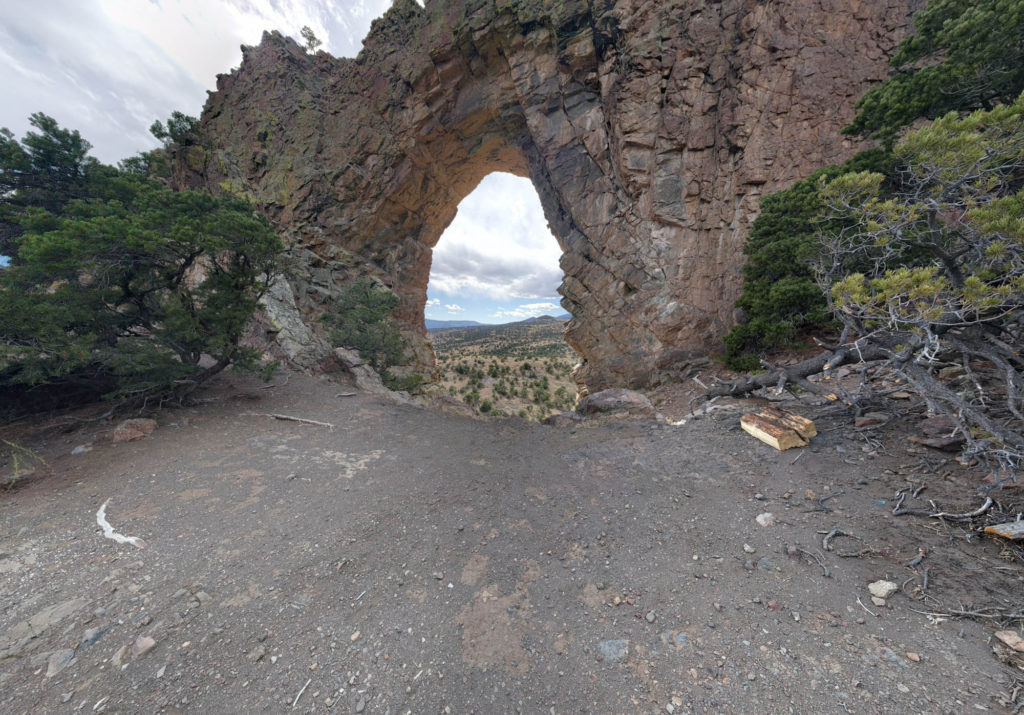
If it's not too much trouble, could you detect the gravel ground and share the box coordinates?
[1,371,1021,713]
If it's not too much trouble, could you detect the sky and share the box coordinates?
[0,0,565,324]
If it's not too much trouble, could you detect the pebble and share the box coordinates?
[599,639,628,662]
[132,636,156,658]
[62,692,73,703]
[356,697,366,713]
[743,543,756,553]
[247,644,267,663]
[45,649,75,678]
[194,591,212,606]
[350,631,360,642]
[871,596,886,607]
[645,611,656,623]
[868,580,898,599]
[754,493,766,501]
[755,512,776,527]
[432,572,444,580]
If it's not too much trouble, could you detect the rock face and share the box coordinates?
[181,0,917,392]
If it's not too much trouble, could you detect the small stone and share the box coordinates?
[356,697,366,713]
[754,493,766,501]
[111,644,129,667]
[270,655,278,664]
[645,611,656,623]
[792,612,801,622]
[599,639,628,662]
[71,445,91,455]
[868,580,898,599]
[666,703,675,714]
[194,591,212,606]
[112,418,158,443]
[156,665,166,678]
[248,644,267,663]
[743,543,756,553]
[612,596,622,606]
[755,512,776,527]
[871,596,886,607]
[350,630,360,642]
[62,692,73,703]
[132,635,156,658]
[432,572,444,580]
[45,649,75,677]
[906,652,921,662]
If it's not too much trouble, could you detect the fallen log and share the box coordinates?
[740,408,816,451]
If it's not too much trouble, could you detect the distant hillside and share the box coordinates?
[425,318,486,330]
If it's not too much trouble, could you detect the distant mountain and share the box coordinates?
[425,318,486,330]
[520,314,565,325]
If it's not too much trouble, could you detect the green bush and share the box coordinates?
[0,114,281,405]
[322,278,415,391]
[723,149,893,369]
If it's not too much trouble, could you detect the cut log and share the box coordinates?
[740,412,810,451]
[761,406,817,439]
[984,521,1024,540]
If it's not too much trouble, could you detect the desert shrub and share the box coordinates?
[724,149,894,369]
[323,278,416,391]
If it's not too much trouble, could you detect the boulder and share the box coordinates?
[577,389,656,419]
[112,418,157,443]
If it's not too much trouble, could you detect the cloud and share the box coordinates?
[444,304,464,313]
[0,0,391,164]
[491,302,563,321]
[429,173,563,301]
[425,298,440,307]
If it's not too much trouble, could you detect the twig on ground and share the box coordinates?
[892,492,994,521]
[821,527,855,552]
[292,678,312,709]
[266,413,335,428]
[853,592,879,617]
[815,490,845,513]
[261,374,290,389]
[797,548,831,577]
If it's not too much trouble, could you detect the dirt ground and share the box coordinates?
[2,369,1023,713]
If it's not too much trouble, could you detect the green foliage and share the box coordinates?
[0,115,282,405]
[149,111,199,148]
[824,99,1024,331]
[0,113,101,256]
[845,0,1024,143]
[323,278,414,390]
[299,26,322,53]
[723,149,893,369]
[820,98,1024,470]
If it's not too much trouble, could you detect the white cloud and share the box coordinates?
[0,0,392,164]
[425,298,440,307]
[491,302,563,321]
[444,304,464,313]
[430,173,563,301]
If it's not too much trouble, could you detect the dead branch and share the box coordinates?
[265,413,335,428]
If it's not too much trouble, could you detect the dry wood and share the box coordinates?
[985,521,1024,541]
[740,412,809,451]
[762,405,818,439]
[266,413,335,428]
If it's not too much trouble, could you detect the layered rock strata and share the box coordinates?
[182,0,917,391]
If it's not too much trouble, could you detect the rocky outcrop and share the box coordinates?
[182,0,918,392]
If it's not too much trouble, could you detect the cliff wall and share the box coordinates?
[185,0,918,390]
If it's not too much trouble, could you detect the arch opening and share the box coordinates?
[425,172,579,417]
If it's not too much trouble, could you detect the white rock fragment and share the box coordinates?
[868,580,898,599]
[755,512,776,527]
[96,501,146,549]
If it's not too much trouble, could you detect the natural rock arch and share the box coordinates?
[180,0,916,392]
